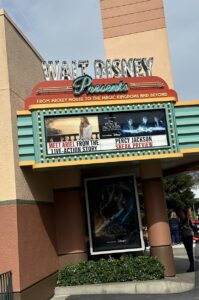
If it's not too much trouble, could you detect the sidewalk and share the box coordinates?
[50,245,197,300]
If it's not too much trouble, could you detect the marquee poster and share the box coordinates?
[44,109,168,155]
[84,175,144,255]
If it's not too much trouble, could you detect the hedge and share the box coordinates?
[57,255,165,286]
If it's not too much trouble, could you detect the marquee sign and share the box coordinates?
[45,109,168,155]
[17,73,181,169]
[25,75,177,109]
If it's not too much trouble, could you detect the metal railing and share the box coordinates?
[0,271,13,300]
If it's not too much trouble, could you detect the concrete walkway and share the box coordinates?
[50,244,198,300]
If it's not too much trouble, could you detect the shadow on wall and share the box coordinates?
[15,167,58,291]
[20,167,57,251]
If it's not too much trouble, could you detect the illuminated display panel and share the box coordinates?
[44,109,168,155]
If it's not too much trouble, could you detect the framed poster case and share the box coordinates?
[44,108,169,155]
[84,174,144,255]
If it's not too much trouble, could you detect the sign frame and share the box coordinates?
[84,174,145,255]
[17,75,181,169]
[26,101,180,168]
[43,108,170,156]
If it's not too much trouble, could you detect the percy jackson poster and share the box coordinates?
[85,175,144,255]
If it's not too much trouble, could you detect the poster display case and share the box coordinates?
[84,174,144,255]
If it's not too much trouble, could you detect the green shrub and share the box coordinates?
[57,255,165,286]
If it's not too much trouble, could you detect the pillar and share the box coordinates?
[140,161,175,276]
[53,169,87,269]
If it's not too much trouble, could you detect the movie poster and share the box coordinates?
[85,175,144,255]
[44,109,168,155]
[45,115,100,154]
[98,109,167,138]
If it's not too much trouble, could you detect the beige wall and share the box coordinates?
[0,10,52,202]
[101,0,165,38]
[4,16,43,100]
[0,10,58,293]
[100,0,174,88]
[0,13,16,200]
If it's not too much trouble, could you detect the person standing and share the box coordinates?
[169,211,180,245]
[177,208,195,272]
[139,116,149,130]
[122,118,134,135]
[79,116,92,140]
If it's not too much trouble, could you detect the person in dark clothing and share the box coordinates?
[169,211,180,244]
[177,208,195,272]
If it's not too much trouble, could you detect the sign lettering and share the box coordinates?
[73,75,128,96]
[42,58,153,81]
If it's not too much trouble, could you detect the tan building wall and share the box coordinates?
[0,12,16,200]
[100,0,174,88]
[0,9,52,202]
[0,10,58,296]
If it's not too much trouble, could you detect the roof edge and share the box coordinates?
[0,8,43,61]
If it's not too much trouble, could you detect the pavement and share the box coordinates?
[50,242,199,300]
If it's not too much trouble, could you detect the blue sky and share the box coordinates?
[0,0,198,101]
[164,0,199,101]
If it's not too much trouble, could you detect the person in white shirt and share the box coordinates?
[79,116,92,140]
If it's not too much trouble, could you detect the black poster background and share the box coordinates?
[98,109,167,139]
[85,175,142,254]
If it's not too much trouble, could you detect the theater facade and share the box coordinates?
[17,65,199,281]
[1,1,199,299]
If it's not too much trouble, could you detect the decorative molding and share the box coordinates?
[0,199,53,206]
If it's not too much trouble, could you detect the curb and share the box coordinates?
[50,272,194,300]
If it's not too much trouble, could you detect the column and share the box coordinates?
[53,169,87,269]
[140,161,175,276]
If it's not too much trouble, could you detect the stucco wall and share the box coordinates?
[0,205,20,290]
[17,203,58,291]
[100,0,174,88]
[0,10,57,292]
[0,10,53,202]
[0,13,16,200]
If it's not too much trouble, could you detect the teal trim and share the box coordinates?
[19,155,35,161]
[171,103,180,152]
[41,111,48,160]
[32,111,42,163]
[17,117,33,127]
[18,127,33,136]
[176,118,199,126]
[177,126,199,134]
[0,199,53,206]
[19,146,35,155]
[180,143,199,149]
[17,114,35,163]
[175,105,199,151]
[178,134,199,142]
[175,106,199,117]
[18,136,34,145]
